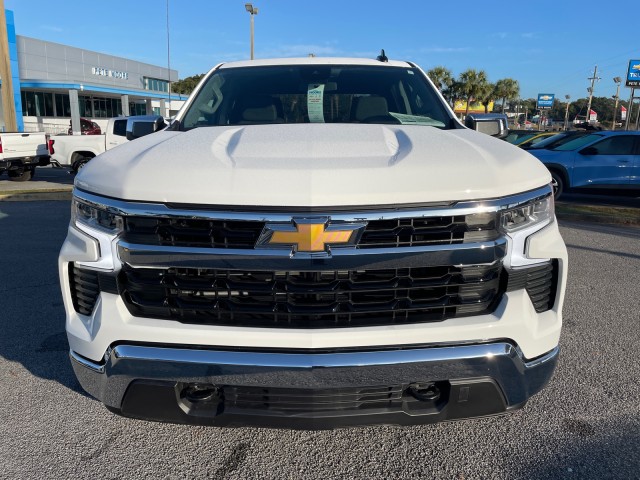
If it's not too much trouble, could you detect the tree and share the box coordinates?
[458,69,489,116]
[171,74,205,95]
[478,83,496,114]
[426,66,454,92]
[493,78,520,113]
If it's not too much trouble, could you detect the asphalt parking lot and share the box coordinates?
[0,200,639,479]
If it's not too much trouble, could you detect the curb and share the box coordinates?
[0,189,73,202]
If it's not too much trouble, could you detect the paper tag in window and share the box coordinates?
[307,84,325,123]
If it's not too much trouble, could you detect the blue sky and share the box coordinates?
[5,0,638,103]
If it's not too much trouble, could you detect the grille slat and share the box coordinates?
[119,264,504,328]
[122,214,498,250]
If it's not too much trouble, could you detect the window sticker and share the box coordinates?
[307,84,325,123]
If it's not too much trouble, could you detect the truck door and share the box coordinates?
[573,135,636,186]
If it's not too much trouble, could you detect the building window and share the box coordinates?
[153,107,161,115]
[21,91,55,116]
[144,77,169,93]
[55,94,71,117]
[79,96,123,118]
[129,103,147,116]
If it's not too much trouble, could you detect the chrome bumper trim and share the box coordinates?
[70,342,559,410]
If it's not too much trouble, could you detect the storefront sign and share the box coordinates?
[626,60,640,87]
[536,93,555,109]
[91,67,129,80]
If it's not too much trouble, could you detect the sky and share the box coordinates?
[4,0,639,103]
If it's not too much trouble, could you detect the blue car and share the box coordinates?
[529,131,640,198]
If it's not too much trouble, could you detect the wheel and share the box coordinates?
[72,157,91,173]
[550,171,564,199]
[8,168,33,182]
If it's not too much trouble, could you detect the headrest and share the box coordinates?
[354,96,389,121]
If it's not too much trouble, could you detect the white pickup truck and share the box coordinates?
[51,117,129,172]
[59,57,568,429]
[0,132,51,181]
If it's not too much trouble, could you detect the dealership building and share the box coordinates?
[1,10,188,134]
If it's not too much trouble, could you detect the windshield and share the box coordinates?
[528,132,587,150]
[552,134,603,151]
[179,65,453,130]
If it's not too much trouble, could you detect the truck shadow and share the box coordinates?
[0,200,91,399]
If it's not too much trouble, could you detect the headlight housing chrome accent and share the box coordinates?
[72,197,124,234]
[500,194,554,233]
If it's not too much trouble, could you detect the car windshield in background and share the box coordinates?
[552,134,603,151]
[180,65,452,130]
[527,132,587,150]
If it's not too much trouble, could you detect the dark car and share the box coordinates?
[68,118,102,135]
[504,129,537,145]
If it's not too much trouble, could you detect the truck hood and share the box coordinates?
[75,124,551,206]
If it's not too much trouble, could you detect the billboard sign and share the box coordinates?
[621,105,627,120]
[537,93,555,109]
[626,59,640,87]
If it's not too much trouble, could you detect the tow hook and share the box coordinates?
[408,382,441,402]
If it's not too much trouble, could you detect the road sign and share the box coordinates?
[537,93,555,109]
[626,59,640,87]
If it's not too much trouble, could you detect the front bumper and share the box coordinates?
[71,342,558,429]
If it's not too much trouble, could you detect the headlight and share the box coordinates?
[500,194,554,233]
[72,197,124,233]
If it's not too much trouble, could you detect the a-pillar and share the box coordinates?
[69,89,81,135]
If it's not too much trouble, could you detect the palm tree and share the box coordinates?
[494,78,520,113]
[458,69,489,116]
[479,83,496,114]
[426,66,454,92]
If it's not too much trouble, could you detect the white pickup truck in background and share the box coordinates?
[51,117,129,172]
[0,131,51,182]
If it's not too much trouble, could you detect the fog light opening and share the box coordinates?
[182,383,220,403]
[408,383,441,402]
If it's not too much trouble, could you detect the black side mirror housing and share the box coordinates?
[126,115,167,141]
[464,113,509,139]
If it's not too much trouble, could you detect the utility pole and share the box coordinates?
[564,95,570,130]
[0,0,18,131]
[611,77,621,130]
[585,65,600,125]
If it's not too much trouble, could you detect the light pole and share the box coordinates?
[245,3,258,60]
[611,77,621,130]
[564,95,570,130]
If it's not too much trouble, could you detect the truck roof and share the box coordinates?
[218,57,413,69]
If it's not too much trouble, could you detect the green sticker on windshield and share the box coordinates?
[307,84,325,123]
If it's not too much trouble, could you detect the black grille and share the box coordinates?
[225,385,406,412]
[121,213,498,250]
[506,261,558,313]
[118,264,504,328]
[123,217,264,249]
[69,264,100,315]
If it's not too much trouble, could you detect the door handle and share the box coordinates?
[617,159,629,163]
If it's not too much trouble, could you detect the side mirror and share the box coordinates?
[126,115,167,141]
[465,113,508,139]
[579,146,598,155]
